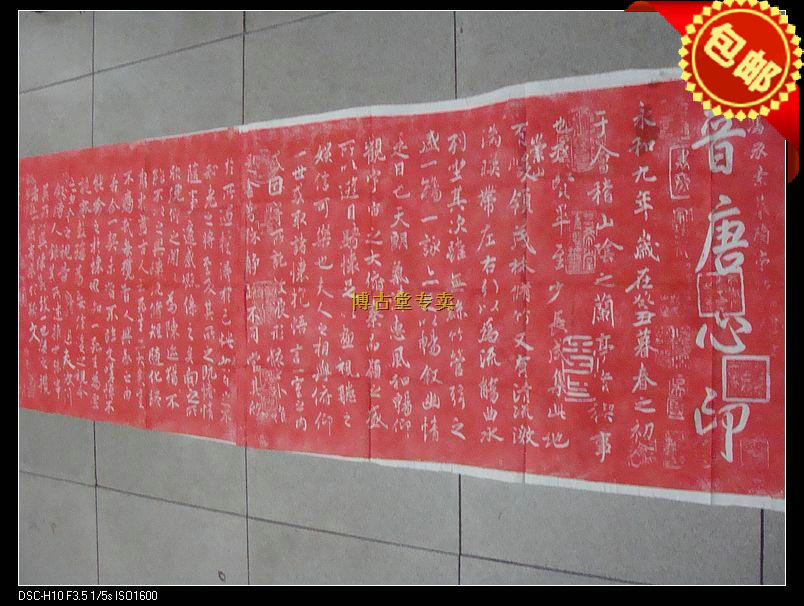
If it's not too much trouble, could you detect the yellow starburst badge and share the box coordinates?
[679,0,801,119]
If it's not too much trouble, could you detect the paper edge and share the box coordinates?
[238,67,683,132]
[242,443,784,511]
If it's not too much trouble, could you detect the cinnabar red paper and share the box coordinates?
[19,71,785,508]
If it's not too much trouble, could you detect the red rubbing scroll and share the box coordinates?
[19,73,785,507]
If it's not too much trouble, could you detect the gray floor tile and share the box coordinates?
[461,477,761,584]
[19,473,98,584]
[247,450,458,553]
[249,518,457,584]
[19,409,95,485]
[244,11,454,122]
[460,556,628,585]
[93,37,242,146]
[94,11,243,71]
[763,510,785,584]
[456,11,680,97]
[19,10,93,91]
[97,488,247,584]
[245,11,328,32]
[19,76,92,158]
[96,423,245,514]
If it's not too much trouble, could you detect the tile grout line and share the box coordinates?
[453,11,458,99]
[460,553,645,585]
[457,474,462,585]
[95,483,247,518]
[93,424,100,585]
[91,13,98,585]
[92,32,243,76]
[453,12,460,587]
[20,72,92,95]
[19,34,240,95]
[241,12,249,584]
[90,11,95,148]
[760,509,764,584]
[18,12,338,96]
[246,11,337,36]
[19,469,95,488]
[248,514,459,559]
[245,449,250,585]
[241,11,246,126]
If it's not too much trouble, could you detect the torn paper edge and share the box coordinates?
[239,67,683,132]
[255,446,785,512]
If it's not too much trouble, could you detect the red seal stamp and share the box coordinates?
[679,0,801,119]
